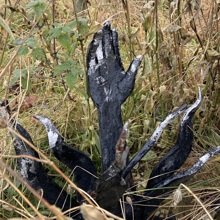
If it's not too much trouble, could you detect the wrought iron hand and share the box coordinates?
[87,21,142,107]
[87,21,142,171]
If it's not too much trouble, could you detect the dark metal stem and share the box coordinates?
[98,102,123,171]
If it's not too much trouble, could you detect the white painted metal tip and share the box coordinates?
[96,29,102,35]
[123,120,130,132]
[136,55,143,60]
[103,20,111,27]
[181,87,202,123]
[197,86,202,101]
[34,115,60,149]
[34,115,51,126]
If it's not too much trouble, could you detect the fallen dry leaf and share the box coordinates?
[11,95,38,112]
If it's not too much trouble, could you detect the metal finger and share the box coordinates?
[147,88,202,188]
[121,104,187,179]
[86,30,102,71]
[181,87,202,126]
[102,21,115,58]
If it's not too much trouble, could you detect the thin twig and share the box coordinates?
[180,184,213,220]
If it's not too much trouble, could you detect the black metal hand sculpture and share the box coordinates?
[87,21,142,171]
[1,23,220,220]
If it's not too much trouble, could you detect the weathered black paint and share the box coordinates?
[87,21,142,171]
[147,89,202,188]
[121,104,188,179]
[33,115,97,203]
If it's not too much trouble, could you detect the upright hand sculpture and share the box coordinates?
[87,21,142,171]
[1,23,220,220]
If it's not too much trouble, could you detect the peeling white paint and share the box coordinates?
[104,87,112,102]
[130,62,137,73]
[199,153,210,164]
[20,159,28,178]
[128,55,142,74]
[181,88,202,125]
[20,158,37,180]
[34,116,60,149]
[37,117,50,126]
[89,58,96,67]
[95,76,105,85]
[104,87,108,95]
[136,55,142,59]
[150,109,181,143]
[96,42,103,60]
[48,129,59,148]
